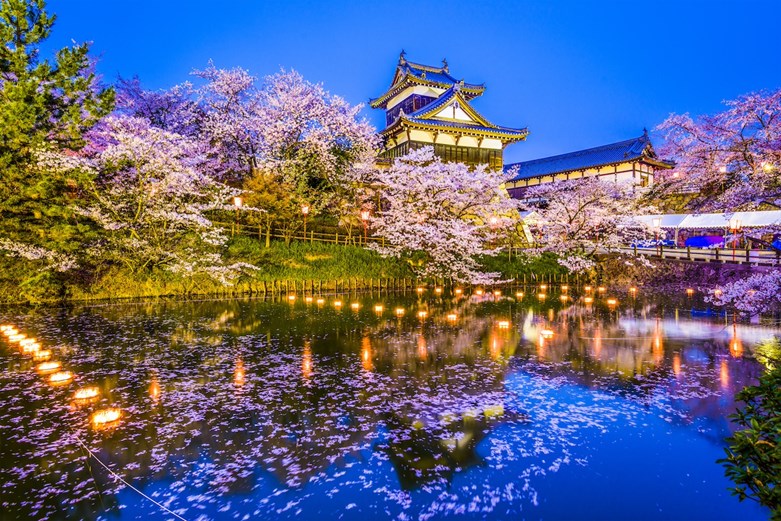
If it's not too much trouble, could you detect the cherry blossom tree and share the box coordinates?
[370,147,519,283]
[520,176,653,273]
[655,89,781,211]
[43,115,256,284]
[708,271,781,316]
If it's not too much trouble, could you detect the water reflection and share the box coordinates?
[0,289,774,520]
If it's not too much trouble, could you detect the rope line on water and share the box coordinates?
[73,434,187,521]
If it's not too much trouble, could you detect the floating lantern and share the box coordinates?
[350,302,360,310]
[561,285,569,292]
[91,408,121,428]
[33,349,52,361]
[21,341,41,354]
[454,288,463,295]
[446,313,458,322]
[584,285,593,292]
[475,289,484,296]
[435,287,442,294]
[493,290,502,296]
[287,294,296,301]
[559,295,568,302]
[374,304,384,313]
[537,293,547,299]
[0,325,13,332]
[598,286,606,293]
[540,284,548,290]
[714,289,723,297]
[540,329,554,339]
[584,296,594,304]
[497,320,510,329]
[2,327,19,337]
[606,298,618,306]
[316,298,325,305]
[395,307,405,316]
[515,291,524,298]
[417,310,428,319]
[8,333,26,343]
[686,288,694,296]
[416,287,425,293]
[48,371,73,385]
[305,296,313,303]
[333,300,342,307]
[36,361,61,374]
[73,386,100,401]
[629,286,638,294]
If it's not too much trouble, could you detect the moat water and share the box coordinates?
[0,288,774,520]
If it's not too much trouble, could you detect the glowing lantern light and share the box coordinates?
[48,371,73,385]
[446,313,458,322]
[91,408,121,428]
[435,287,442,294]
[540,284,548,290]
[0,325,13,332]
[395,307,405,316]
[454,288,463,295]
[350,302,360,310]
[559,295,568,302]
[714,289,723,297]
[333,300,342,307]
[561,285,569,292]
[234,360,246,386]
[516,291,524,298]
[584,285,593,292]
[288,294,297,301]
[584,296,594,304]
[537,293,547,299]
[8,333,26,342]
[316,298,325,305]
[606,298,618,307]
[417,310,428,319]
[493,290,502,296]
[686,288,694,296]
[416,287,425,293]
[37,361,61,374]
[21,341,41,354]
[598,286,606,293]
[475,289,484,295]
[374,304,384,313]
[73,386,100,401]
[305,296,313,303]
[33,349,52,361]
[629,286,638,294]
[541,329,554,339]
[497,320,510,329]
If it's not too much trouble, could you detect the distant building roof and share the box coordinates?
[505,132,671,181]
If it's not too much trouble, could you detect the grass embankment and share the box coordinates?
[0,238,569,304]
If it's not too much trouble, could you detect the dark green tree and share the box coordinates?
[0,0,114,298]
[720,365,781,519]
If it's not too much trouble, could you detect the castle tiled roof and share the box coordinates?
[505,132,669,180]
[370,53,484,109]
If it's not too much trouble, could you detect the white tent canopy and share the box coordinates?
[635,211,781,230]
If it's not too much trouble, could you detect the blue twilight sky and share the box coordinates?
[45,0,781,164]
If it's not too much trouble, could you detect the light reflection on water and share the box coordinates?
[0,289,775,520]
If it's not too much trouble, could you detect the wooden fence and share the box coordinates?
[619,246,781,267]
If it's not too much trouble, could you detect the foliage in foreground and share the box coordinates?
[720,364,781,519]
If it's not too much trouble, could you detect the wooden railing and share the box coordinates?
[619,246,781,266]
[216,222,386,246]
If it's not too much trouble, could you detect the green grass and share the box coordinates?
[0,239,573,304]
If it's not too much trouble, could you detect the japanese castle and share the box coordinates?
[371,51,528,170]
[372,52,672,192]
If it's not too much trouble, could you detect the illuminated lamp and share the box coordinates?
[395,307,405,316]
[73,386,100,401]
[48,371,73,385]
[36,361,61,374]
[497,320,510,329]
[540,329,554,339]
[91,408,121,428]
